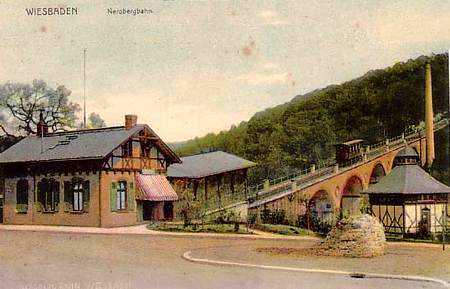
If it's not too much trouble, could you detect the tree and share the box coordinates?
[173,53,450,185]
[0,80,80,135]
[88,112,106,128]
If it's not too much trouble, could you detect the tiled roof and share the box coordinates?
[167,151,256,179]
[136,174,178,201]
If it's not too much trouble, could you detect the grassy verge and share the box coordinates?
[147,222,252,234]
[252,223,317,236]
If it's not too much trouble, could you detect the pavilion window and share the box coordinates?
[16,179,29,213]
[117,181,127,210]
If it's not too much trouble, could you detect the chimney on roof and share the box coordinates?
[36,110,48,137]
[125,114,137,129]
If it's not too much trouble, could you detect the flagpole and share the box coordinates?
[83,48,87,129]
[445,49,450,250]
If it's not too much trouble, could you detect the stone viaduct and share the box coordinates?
[247,118,448,224]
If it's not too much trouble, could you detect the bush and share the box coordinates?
[247,213,257,224]
[296,214,307,228]
[214,209,240,224]
[174,186,202,226]
[296,209,337,235]
[260,206,287,225]
[253,223,315,236]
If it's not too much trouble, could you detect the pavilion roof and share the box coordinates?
[364,164,450,195]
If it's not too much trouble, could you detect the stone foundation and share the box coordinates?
[317,214,386,258]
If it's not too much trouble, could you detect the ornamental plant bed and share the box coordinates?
[252,223,317,236]
[147,222,252,234]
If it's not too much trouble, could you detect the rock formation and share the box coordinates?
[317,214,386,258]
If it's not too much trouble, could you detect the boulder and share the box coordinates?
[317,214,386,258]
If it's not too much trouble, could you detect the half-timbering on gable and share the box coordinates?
[0,115,181,227]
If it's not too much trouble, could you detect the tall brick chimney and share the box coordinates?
[36,110,48,137]
[125,114,137,129]
[425,63,435,169]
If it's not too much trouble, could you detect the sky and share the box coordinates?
[1,1,450,142]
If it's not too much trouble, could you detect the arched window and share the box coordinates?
[16,179,29,213]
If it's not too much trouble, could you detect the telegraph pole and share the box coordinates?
[83,48,87,128]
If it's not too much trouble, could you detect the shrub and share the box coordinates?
[214,209,240,224]
[261,207,272,224]
[247,213,257,224]
[260,206,287,225]
[234,222,240,232]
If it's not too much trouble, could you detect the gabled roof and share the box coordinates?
[364,164,450,195]
[167,151,256,179]
[0,124,180,164]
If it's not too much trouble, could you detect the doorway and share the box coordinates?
[143,201,153,221]
[419,207,431,236]
[164,202,174,220]
[0,197,3,223]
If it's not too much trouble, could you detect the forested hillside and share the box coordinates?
[175,54,450,184]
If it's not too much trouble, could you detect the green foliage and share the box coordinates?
[173,186,201,226]
[247,212,257,225]
[175,53,450,184]
[252,223,316,236]
[87,112,106,129]
[147,222,250,234]
[214,209,240,224]
[260,207,287,225]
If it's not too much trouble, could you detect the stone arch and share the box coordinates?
[340,175,364,217]
[369,162,386,184]
[307,190,335,230]
[342,175,364,196]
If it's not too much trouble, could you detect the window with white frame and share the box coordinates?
[73,181,83,211]
[117,181,127,210]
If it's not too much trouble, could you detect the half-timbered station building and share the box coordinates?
[364,146,449,237]
[167,151,256,209]
[0,115,181,227]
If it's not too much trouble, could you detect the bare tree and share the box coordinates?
[0,80,81,135]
